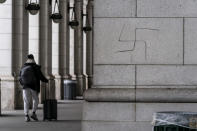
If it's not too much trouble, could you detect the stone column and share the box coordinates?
[12,0,29,109]
[74,0,85,96]
[39,0,55,102]
[86,0,93,89]
[56,0,70,100]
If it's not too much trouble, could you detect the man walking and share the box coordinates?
[19,54,48,122]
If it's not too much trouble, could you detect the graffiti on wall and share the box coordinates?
[117,24,159,60]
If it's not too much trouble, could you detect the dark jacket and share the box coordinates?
[19,63,48,93]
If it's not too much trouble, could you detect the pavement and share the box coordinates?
[0,100,83,131]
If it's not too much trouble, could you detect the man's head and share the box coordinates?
[26,54,36,64]
[27,54,34,60]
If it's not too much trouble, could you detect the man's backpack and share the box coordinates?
[19,65,37,86]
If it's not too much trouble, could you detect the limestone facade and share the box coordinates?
[82,0,197,131]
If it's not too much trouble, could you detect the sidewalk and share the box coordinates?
[0,100,83,131]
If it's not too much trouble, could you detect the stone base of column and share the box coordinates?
[83,75,88,91]
[76,75,86,96]
[1,76,24,110]
[87,75,93,89]
[70,74,77,80]
[40,75,56,103]
[54,75,62,100]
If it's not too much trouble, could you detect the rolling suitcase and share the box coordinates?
[43,83,57,121]
[43,99,57,121]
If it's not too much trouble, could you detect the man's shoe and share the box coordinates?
[25,115,30,122]
[31,113,38,121]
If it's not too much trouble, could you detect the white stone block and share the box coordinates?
[0,49,12,67]
[0,67,12,76]
[29,39,39,54]
[185,18,197,64]
[0,5,12,18]
[137,65,197,85]
[138,0,197,17]
[83,102,135,121]
[0,19,11,33]
[29,14,39,27]
[52,23,59,33]
[82,121,152,131]
[0,34,12,50]
[94,18,183,64]
[52,33,59,44]
[29,27,39,40]
[93,65,135,86]
[1,78,15,110]
[94,0,136,17]
[136,103,197,122]
[52,43,59,55]
[52,55,59,68]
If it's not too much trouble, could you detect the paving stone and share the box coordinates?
[83,102,135,121]
[82,121,152,131]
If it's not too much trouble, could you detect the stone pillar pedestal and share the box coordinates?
[74,0,85,96]
[1,76,15,110]
[54,75,62,100]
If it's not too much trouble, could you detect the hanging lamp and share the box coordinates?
[51,0,62,23]
[83,13,92,33]
[68,5,79,29]
[26,0,40,15]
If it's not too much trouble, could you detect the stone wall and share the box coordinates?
[0,0,12,76]
[0,0,16,110]
[82,0,197,131]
